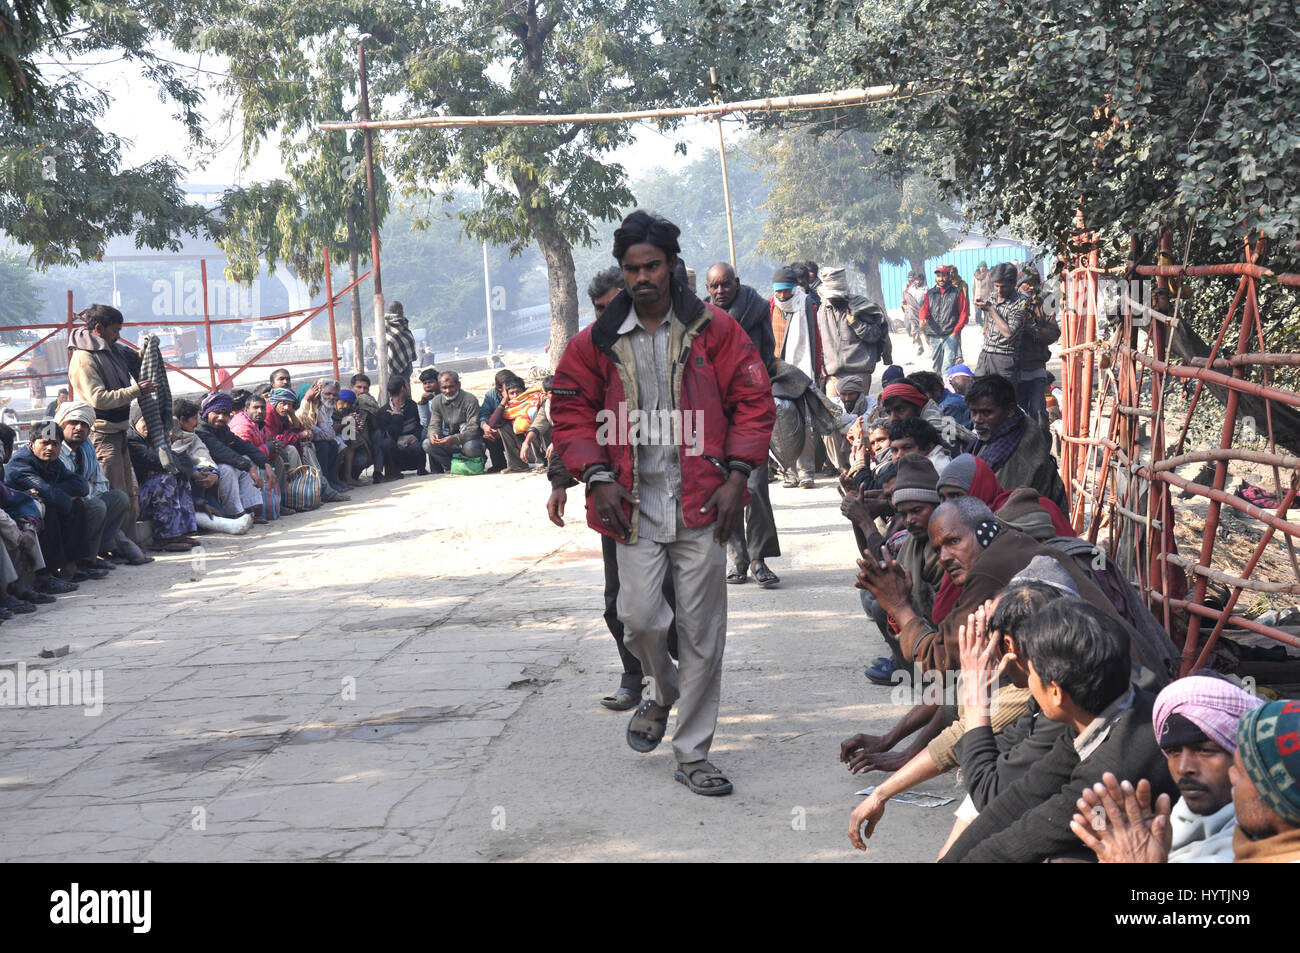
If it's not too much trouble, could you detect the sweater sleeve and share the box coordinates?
[941,731,1080,863]
[952,291,969,335]
[68,350,142,410]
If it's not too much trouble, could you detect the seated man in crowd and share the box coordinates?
[3,421,97,584]
[129,405,201,548]
[377,376,425,477]
[941,366,974,429]
[173,398,255,531]
[848,579,1063,851]
[478,369,519,473]
[486,375,536,473]
[857,454,945,688]
[888,417,952,474]
[255,367,292,398]
[1071,697,1300,864]
[228,390,284,510]
[940,600,1175,862]
[879,380,975,448]
[907,370,967,433]
[334,387,384,484]
[194,391,265,528]
[965,373,1068,510]
[294,381,349,501]
[1068,673,1263,863]
[424,370,485,474]
[55,401,131,572]
[414,366,441,433]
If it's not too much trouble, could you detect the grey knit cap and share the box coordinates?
[1009,554,1079,596]
[937,453,978,492]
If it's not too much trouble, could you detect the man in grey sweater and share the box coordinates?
[423,371,484,473]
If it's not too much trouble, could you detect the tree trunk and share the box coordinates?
[855,257,886,309]
[538,227,579,370]
[909,256,929,282]
[347,205,363,375]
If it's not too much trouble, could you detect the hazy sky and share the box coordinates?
[62,46,745,190]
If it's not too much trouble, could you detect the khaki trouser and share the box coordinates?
[615,519,727,764]
[91,429,139,523]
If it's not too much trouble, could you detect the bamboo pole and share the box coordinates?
[319,84,905,132]
[710,68,737,269]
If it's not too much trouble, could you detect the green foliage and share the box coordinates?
[0,1,213,266]
[1,0,74,121]
[380,194,546,343]
[163,6,386,288]
[0,250,42,339]
[571,140,775,293]
[757,127,951,298]
[704,0,1300,271]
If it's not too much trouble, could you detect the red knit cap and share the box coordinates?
[881,383,928,407]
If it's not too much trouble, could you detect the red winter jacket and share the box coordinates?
[550,282,775,542]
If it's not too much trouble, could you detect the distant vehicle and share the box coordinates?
[235,321,332,365]
[144,326,200,367]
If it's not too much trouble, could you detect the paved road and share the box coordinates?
[0,331,961,863]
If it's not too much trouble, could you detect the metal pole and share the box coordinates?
[324,246,340,381]
[358,42,387,396]
[200,259,216,389]
[710,68,737,269]
[480,187,494,360]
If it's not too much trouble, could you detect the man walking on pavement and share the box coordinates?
[704,261,781,589]
[816,267,891,475]
[551,211,774,797]
[918,266,968,377]
[769,264,822,487]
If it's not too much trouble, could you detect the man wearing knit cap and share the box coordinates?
[56,400,124,575]
[918,266,968,377]
[973,262,1028,380]
[816,268,890,474]
[1232,699,1300,861]
[862,453,944,685]
[769,265,821,487]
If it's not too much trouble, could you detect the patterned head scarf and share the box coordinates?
[267,387,298,407]
[1154,675,1263,753]
[199,391,233,418]
[1237,700,1300,826]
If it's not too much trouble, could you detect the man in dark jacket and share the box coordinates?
[3,422,95,582]
[705,261,781,588]
[918,267,968,377]
[195,391,266,517]
[940,600,1176,863]
[965,373,1068,510]
[551,211,774,797]
[1015,270,1059,427]
[378,376,425,477]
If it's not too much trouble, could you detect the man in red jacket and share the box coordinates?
[551,210,775,797]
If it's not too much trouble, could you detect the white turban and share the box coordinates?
[54,400,95,428]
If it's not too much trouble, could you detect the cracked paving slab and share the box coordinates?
[0,471,597,862]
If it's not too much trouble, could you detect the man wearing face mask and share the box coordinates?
[769,265,822,488]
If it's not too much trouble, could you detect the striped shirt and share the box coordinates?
[619,307,683,543]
